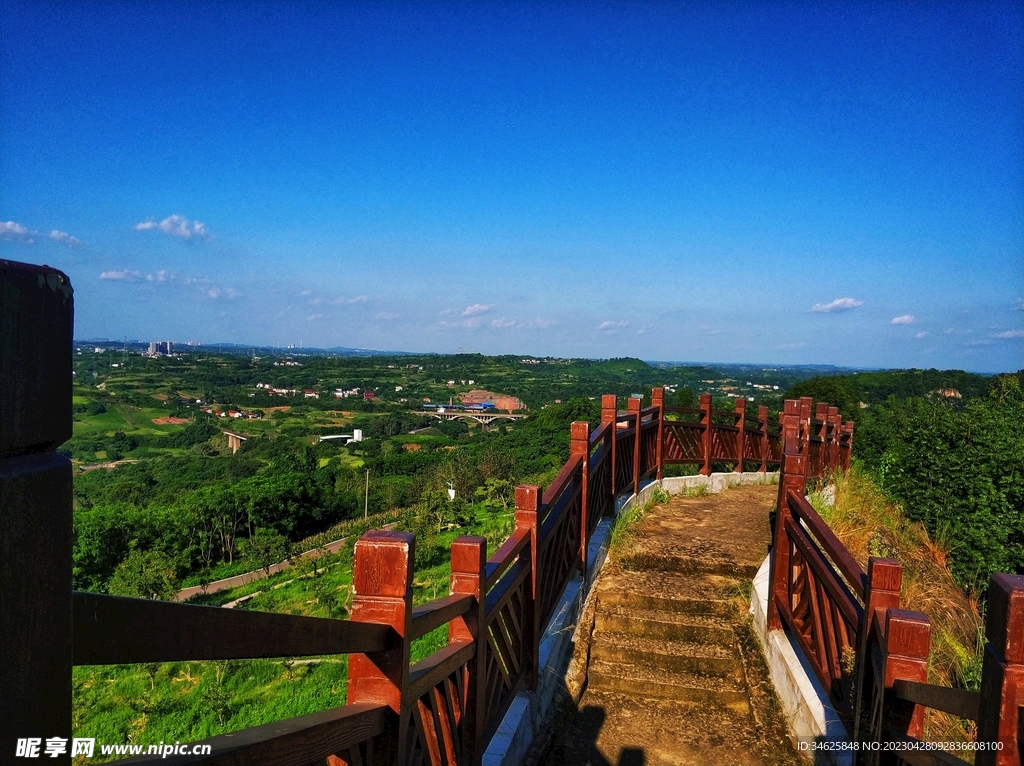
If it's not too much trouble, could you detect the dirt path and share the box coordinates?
[537,484,802,766]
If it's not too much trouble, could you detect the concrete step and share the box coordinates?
[595,606,736,646]
[587,660,750,713]
[618,548,761,578]
[590,630,743,680]
[595,568,738,616]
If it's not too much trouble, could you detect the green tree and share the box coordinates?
[107,549,179,600]
[240,528,291,576]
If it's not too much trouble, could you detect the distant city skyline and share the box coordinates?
[2,2,1021,373]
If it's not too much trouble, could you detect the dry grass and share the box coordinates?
[809,469,984,747]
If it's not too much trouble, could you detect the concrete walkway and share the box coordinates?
[538,484,802,766]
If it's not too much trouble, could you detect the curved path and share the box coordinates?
[538,484,802,766]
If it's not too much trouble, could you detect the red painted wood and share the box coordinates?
[769,400,804,632]
[734,397,746,473]
[882,609,930,744]
[977,574,1024,766]
[700,393,712,476]
[652,387,665,480]
[628,397,642,495]
[571,421,590,583]
[514,484,541,691]
[347,531,414,762]
[758,405,769,473]
[450,536,487,766]
[602,394,618,501]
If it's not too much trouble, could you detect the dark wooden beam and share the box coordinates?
[110,702,390,766]
[73,592,395,665]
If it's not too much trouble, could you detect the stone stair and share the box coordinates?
[588,568,750,713]
[536,484,803,766]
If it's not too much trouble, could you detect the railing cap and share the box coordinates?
[986,573,1024,663]
[353,530,414,598]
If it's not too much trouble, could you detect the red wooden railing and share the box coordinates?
[767,398,1024,766]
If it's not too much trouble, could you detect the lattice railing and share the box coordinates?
[768,398,1023,766]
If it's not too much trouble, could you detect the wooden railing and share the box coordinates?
[767,397,1024,766]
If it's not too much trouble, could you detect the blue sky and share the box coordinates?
[2,2,1021,372]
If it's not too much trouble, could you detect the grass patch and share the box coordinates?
[608,486,670,556]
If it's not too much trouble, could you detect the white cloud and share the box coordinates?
[306,313,323,322]
[596,320,629,331]
[943,327,955,334]
[438,308,456,316]
[490,317,556,329]
[0,221,36,243]
[810,297,863,313]
[206,287,240,300]
[992,329,1024,339]
[375,312,400,320]
[331,294,368,305]
[462,303,492,316]
[49,230,83,248]
[100,269,143,281]
[776,342,808,350]
[890,315,915,325]
[915,331,929,339]
[134,215,211,241]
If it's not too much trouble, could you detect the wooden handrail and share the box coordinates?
[410,593,473,641]
[485,554,531,619]
[407,640,475,701]
[786,491,868,600]
[893,680,981,721]
[483,528,530,592]
[541,453,583,507]
[108,702,390,766]
[73,591,395,665]
[782,517,864,627]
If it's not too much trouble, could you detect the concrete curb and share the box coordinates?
[750,554,853,766]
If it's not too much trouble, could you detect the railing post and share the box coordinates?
[651,387,664,481]
[814,402,828,478]
[450,536,487,766]
[827,407,841,473]
[878,609,931,763]
[768,400,804,632]
[700,393,713,476]
[842,421,855,471]
[1,261,74,765]
[853,557,903,744]
[570,421,590,581]
[602,394,617,496]
[348,530,415,763]
[628,397,642,496]
[515,484,541,691]
[799,397,813,481]
[976,573,1024,766]
[734,397,746,473]
[758,405,769,473]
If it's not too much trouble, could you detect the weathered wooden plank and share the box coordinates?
[483,529,530,591]
[73,592,394,665]
[408,641,475,700]
[410,594,473,641]
[110,703,390,766]
[893,680,981,721]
